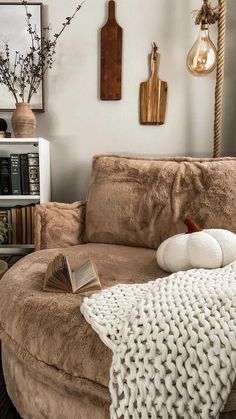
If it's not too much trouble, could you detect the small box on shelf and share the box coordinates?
[0,131,11,139]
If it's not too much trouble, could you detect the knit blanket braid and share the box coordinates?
[81,263,236,419]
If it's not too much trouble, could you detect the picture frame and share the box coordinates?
[0,2,44,112]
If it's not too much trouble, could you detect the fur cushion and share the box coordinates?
[85,155,236,249]
[35,201,86,250]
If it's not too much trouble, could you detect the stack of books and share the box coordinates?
[0,205,36,245]
[0,153,40,196]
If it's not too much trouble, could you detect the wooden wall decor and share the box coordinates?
[100,0,123,101]
[140,43,168,125]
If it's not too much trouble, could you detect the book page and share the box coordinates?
[44,254,72,292]
[71,259,100,293]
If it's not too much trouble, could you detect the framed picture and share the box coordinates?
[0,2,44,112]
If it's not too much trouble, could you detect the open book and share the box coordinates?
[43,254,101,294]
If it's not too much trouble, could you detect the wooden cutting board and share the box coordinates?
[100,0,123,100]
[140,44,167,125]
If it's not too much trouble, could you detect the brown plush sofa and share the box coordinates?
[0,154,236,419]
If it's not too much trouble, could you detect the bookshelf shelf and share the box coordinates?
[0,195,40,200]
[0,138,51,256]
[0,244,34,255]
[0,139,39,146]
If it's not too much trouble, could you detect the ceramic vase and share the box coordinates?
[11,103,36,138]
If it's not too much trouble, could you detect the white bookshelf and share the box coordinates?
[0,137,51,255]
[0,195,40,200]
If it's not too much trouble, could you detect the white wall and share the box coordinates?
[1,0,236,201]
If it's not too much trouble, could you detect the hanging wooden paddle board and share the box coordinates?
[100,0,123,100]
[140,43,168,125]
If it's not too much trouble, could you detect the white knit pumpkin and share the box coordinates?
[157,218,236,273]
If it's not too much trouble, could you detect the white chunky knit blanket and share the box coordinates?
[81,263,236,419]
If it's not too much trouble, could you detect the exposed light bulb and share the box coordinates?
[187,22,217,76]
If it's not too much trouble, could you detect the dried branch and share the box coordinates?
[0,0,84,104]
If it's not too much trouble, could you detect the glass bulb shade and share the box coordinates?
[187,25,217,76]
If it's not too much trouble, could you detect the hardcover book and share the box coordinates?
[31,205,35,244]
[21,206,27,245]
[11,207,17,244]
[43,254,101,294]
[26,205,32,244]
[20,154,29,195]
[10,154,21,195]
[0,157,11,195]
[16,207,22,244]
[28,153,40,195]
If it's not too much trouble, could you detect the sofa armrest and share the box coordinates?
[34,201,86,251]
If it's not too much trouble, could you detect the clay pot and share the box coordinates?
[11,103,36,138]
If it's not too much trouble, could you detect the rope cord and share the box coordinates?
[193,0,227,158]
[194,0,219,25]
[214,0,227,158]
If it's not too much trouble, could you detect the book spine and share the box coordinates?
[26,205,32,244]
[0,158,11,195]
[7,209,12,245]
[28,154,40,196]
[21,207,27,245]
[10,154,21,195]
[20,154,29,195]
[16,208,22,244]
[31,205,35,245]
[11,208,17,245]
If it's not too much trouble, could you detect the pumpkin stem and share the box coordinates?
[184,217,202,234]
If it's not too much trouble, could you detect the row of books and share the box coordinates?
[0,153,40,196]
[0,205,36,245]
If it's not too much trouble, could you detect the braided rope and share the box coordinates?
[194,0,219,25]
[214,0,227,158]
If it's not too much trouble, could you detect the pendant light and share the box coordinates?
[187,0,218,77]
[187,20,217,76]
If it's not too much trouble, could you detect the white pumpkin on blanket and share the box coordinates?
[156,217,236,273]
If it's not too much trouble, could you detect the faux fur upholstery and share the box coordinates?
[0,244,166,389]
[35,201,86,251]
[0,244,235,418]
[2,345,110,419]
[85,155,236,249]
[2,154,236,418]
[2,345,236,419]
